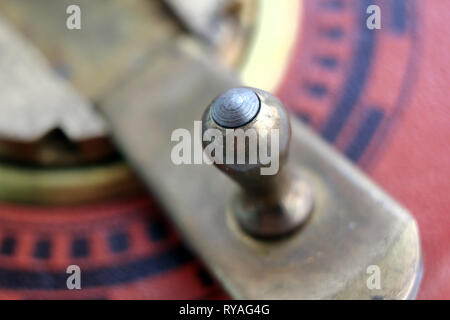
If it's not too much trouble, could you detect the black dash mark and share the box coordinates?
[316,56,339,70]
[147,221,168,242]
[320,27,345,40]
[198,268,214,287]
[345,108,384,162]
[306,83,328,98]
[109,231,129,253]
[0,237,16,256]
[322,0,345,10]
[71,238,89,258]
[34,240,51,260]
[391,0,407,33]
[0,245,192,289]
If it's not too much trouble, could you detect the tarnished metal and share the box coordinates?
[0,0,422,299]
[165,0,231,43]
[0,0,255,204]
[0,0,255,101]
[99,40,422,299]
[0,0,255,164]
[0,9,147,202]
[0,0,180,101]
[0,161,144,205]
[0,0,423,298]
[0,17,112,165]
[210,87,260,128]
[203,88,313,237]
[164,0,259,66]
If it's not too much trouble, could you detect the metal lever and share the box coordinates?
[202,87,313,238]
[99,39,422,299]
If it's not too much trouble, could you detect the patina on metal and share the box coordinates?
[0,0,256,101]
[0,161,144,205]
[99,39,422,299]
[0,16,112,166]
[0,0,180,101]
[203,87,313,238]
[165,0,232,43]
[0,14,145,204]
[210,87,260,128]
[0,0,256,165]
[0,0,422,298]
[0,0,257,204]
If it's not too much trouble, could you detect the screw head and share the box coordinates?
[211,88,260,128]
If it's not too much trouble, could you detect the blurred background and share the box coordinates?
[0,0,448,299]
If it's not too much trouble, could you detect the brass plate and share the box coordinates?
[0,161,144,205]
[100,40,422,299]
[0,0,179,101]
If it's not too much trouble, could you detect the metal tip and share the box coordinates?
[211,88,260,128]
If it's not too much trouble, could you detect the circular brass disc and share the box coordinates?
[0,0,260,205]
[0,161,144,205]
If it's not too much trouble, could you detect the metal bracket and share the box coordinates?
[99,39,422,299]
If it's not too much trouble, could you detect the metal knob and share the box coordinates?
[202,87,314,238]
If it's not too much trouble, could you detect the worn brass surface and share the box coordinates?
[0,0,255,102]
[0,0,422,298]
[0,0,180,101]
[202,88,314,238]
[165,0,233,43]
[0,161,144,205]
[166,0,258,67]
[0,16,112,165]
[100,40,422,299]
[0,0,259,205]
